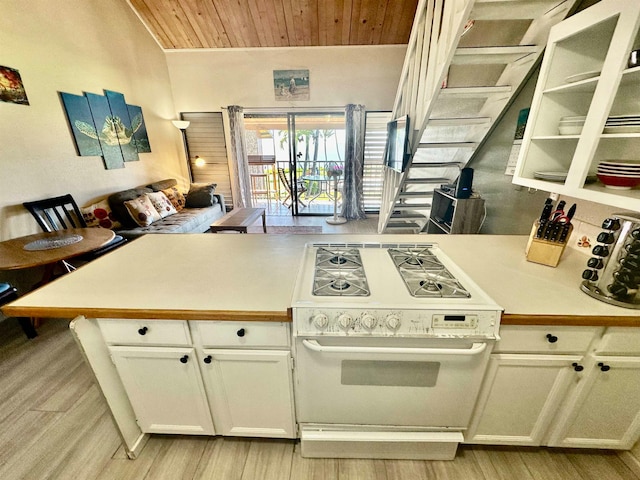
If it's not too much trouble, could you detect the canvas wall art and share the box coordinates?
[0,65,29,105]
[60,92,102,157]
[274,69,310,101]
[60,89,151,170]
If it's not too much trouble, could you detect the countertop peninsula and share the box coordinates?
[3,234,637,326]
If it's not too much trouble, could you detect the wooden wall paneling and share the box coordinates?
[370,1,389,45]
[341,0,355,45]
[128,0,418,48]
[248,0,274,47]
[179,0,220,48]
[129,0,176,48]
[281,0,300,46]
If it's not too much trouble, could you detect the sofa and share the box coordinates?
[81,179,226,241]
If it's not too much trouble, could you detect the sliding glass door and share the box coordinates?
[243,111,346,216]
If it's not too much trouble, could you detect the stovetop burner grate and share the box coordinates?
[388,247,471,298]
[313,247,370,296]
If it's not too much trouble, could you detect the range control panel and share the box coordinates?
[293,308,500,338]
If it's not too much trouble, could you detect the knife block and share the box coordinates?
[525,221,572,267]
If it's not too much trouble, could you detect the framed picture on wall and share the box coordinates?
[0,65,29,105]
[273,69,309,101]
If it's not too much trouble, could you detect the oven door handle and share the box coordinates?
[301,339,487,356]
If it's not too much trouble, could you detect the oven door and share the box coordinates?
[294,336,492,428]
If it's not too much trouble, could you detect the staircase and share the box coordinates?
[378,0,581,233]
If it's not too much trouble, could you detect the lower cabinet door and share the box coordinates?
[109,346,215,435]
[547,355,640,449]
[465,354,580,446]
[199,349,296,438]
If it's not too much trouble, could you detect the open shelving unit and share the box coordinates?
[512,0,640,211]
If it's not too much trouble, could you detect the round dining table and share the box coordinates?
[0,228,115,272]
[0,228,115,338]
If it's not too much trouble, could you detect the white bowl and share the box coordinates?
[559,125,583,135]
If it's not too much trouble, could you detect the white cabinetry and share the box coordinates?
[191,321,296,439]
[467,325,640,450]
[109,346,214,435]
[547,328,640,449]
[466,325,601,446]
[99,319,215,435]
[512,0,640,211]
[99,318,296,439]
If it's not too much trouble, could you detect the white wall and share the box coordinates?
[0,0,186,242]
[165,45,406,112]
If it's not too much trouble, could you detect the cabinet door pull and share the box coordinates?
[546,333,558,343]
[138,326,148,336]
[180,355,189,364]
[598,362,611,372]
[572,362,584,372]
[203,355,212,364]
[237,328,246,337]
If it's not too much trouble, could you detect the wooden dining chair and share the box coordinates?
[0,283,37,339]
[277,168,307,209]
[23,194,126,260]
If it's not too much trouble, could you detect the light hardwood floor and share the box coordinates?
[1,318,640,480]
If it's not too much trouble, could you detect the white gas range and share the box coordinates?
[291,242,502,460]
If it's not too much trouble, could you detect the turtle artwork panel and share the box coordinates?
[104,90,139,162]
[126,104,151,153]
[60,92,103,157]
[60,89,151,170]
[84,92,125,169]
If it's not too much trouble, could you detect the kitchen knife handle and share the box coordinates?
[558,224,571,243]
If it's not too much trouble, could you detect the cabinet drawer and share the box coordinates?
[596,328,640,356]
[98,319,191,346]
[495,326,601,354]
[192,321,290,348]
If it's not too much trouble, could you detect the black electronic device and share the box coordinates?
[384,115,411,173]
[455,167,474,199]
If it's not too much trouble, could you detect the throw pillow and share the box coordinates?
[161,186,186,211]
[81,199,122,230]
[124,195,162,227]
[147,178,178,192]
[185,183,217,208]
[146,191,177,218]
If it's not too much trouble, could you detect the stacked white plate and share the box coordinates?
[603,115,640,134]
[558,115,586,135]
[597,160,640,189]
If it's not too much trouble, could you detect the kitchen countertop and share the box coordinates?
[2,234,637,326]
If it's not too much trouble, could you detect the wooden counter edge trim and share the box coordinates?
[1,305,293,322]
[502,313,640,327]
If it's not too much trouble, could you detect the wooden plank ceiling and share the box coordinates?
[128,0,419,49]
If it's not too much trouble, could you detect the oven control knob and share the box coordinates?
[361,313,377,330]
[385,315,401,331]
[312,313,329,329]
[337,314,353,329]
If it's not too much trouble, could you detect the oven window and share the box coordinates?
[341,360,440,387]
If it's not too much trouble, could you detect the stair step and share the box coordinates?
[439,85,512,97]
[391,213,427,221]
[410,162,463,168]
[472,0,562,21]
[403,178,450,185]
[387,221,422,230]
[427,117,491,126]
[453,46,538,65]
[417,142,478,149]
[393,203,432,210]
